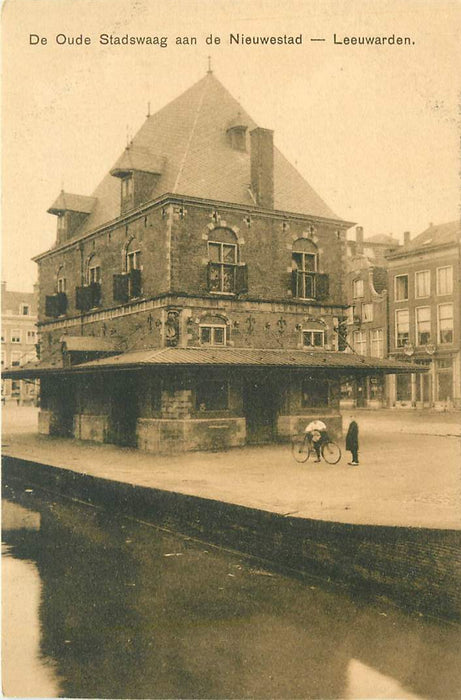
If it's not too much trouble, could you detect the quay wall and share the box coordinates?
[3,455,460,622]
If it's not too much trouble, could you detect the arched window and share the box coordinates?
[126,237,142,272]
[56,265,67,293]
[291,239,327,300]
[86,254,101,285]
[207,228,239,293]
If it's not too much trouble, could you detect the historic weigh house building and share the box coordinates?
[8,72,413,452]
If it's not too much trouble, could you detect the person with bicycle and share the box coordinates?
[304,419,329,463]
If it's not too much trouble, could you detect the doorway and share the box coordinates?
[108,373,138,447]
[243,375,278,444]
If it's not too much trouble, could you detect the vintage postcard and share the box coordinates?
[2,0,460,698]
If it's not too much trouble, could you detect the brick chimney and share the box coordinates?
[355,226,364,253]
[250,127,274,209]
[404,231,411,245]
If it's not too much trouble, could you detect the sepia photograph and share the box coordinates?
[2,0,461,697]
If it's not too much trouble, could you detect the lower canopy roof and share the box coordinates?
[2,347,427,378]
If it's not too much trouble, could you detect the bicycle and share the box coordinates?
[291,433,342,464]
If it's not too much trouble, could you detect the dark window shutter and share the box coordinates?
[113,274,129,303]
[90,282,101,307]
[75,286,84,311]
[235,264,248,294]
[56,292,68,315]
[130,269,142,298]
[315,273,329,301]
[45,295,58,317]
[291,270,299,297]
[76,286,94,311]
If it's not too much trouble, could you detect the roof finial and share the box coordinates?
[207,55,212,74]
[147,101,151,118]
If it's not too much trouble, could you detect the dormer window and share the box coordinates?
[57,214,66,233]
[226,113,248,152]
[121,176,133,199]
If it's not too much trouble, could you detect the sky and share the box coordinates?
[2,0,460,291]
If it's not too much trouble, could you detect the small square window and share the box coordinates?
[303,330,325,347]
[11,330,21,344]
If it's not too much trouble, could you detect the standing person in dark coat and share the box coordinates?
[346,417,359,466]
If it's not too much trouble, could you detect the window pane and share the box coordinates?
[223,245,236,263]
[200,327,212,344]
[303,332,312,347]
[416,271,430,297]
[437,267,453,295]
[313,332,324,347]
[213,327,225,345]
[209,243,221,263]
[353,279,364,298]
[395,276,408,300]
[292,252,303,270]
[303,254,316,272]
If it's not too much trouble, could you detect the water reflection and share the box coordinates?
[2,482,461,699]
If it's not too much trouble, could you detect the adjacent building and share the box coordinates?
[1,282,38,404]
[342,228,401,408]
[386,222,460,409]
[4,71,415,450]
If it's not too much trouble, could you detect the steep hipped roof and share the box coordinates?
[401,221,460,252]
[59,72,342,239]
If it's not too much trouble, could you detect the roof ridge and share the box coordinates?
[172,76,210,193]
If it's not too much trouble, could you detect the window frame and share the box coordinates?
[26,330,36,344]
[353,278,364,299]
[10,351,22,367]
[437,303,454,345]
[436,266,453,296]
[395,308,410,348]
[415,270,430,299]
[302,329,325,348]
[121,176,134,199]
[20,304,30,316]
[207,240,238,294]
[415,306,431,346]
[394,274,409,302]
[370,328,384,358]
[199,323,227,346]
[353,329,367,355]
[10,329,21,344]
[362,302,373,322]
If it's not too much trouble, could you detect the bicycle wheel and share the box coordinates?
[321,441,341,464]
[291,436,311,463]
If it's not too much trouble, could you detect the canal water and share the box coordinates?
[2,480,460,699]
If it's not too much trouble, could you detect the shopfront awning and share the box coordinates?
[2,347,427,378]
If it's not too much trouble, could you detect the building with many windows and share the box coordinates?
[386,221,460,409]
[1,282,38,404]
[341,227,401,408]
[4,72,414,451]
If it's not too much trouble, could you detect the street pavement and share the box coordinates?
[2,407,460,530]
